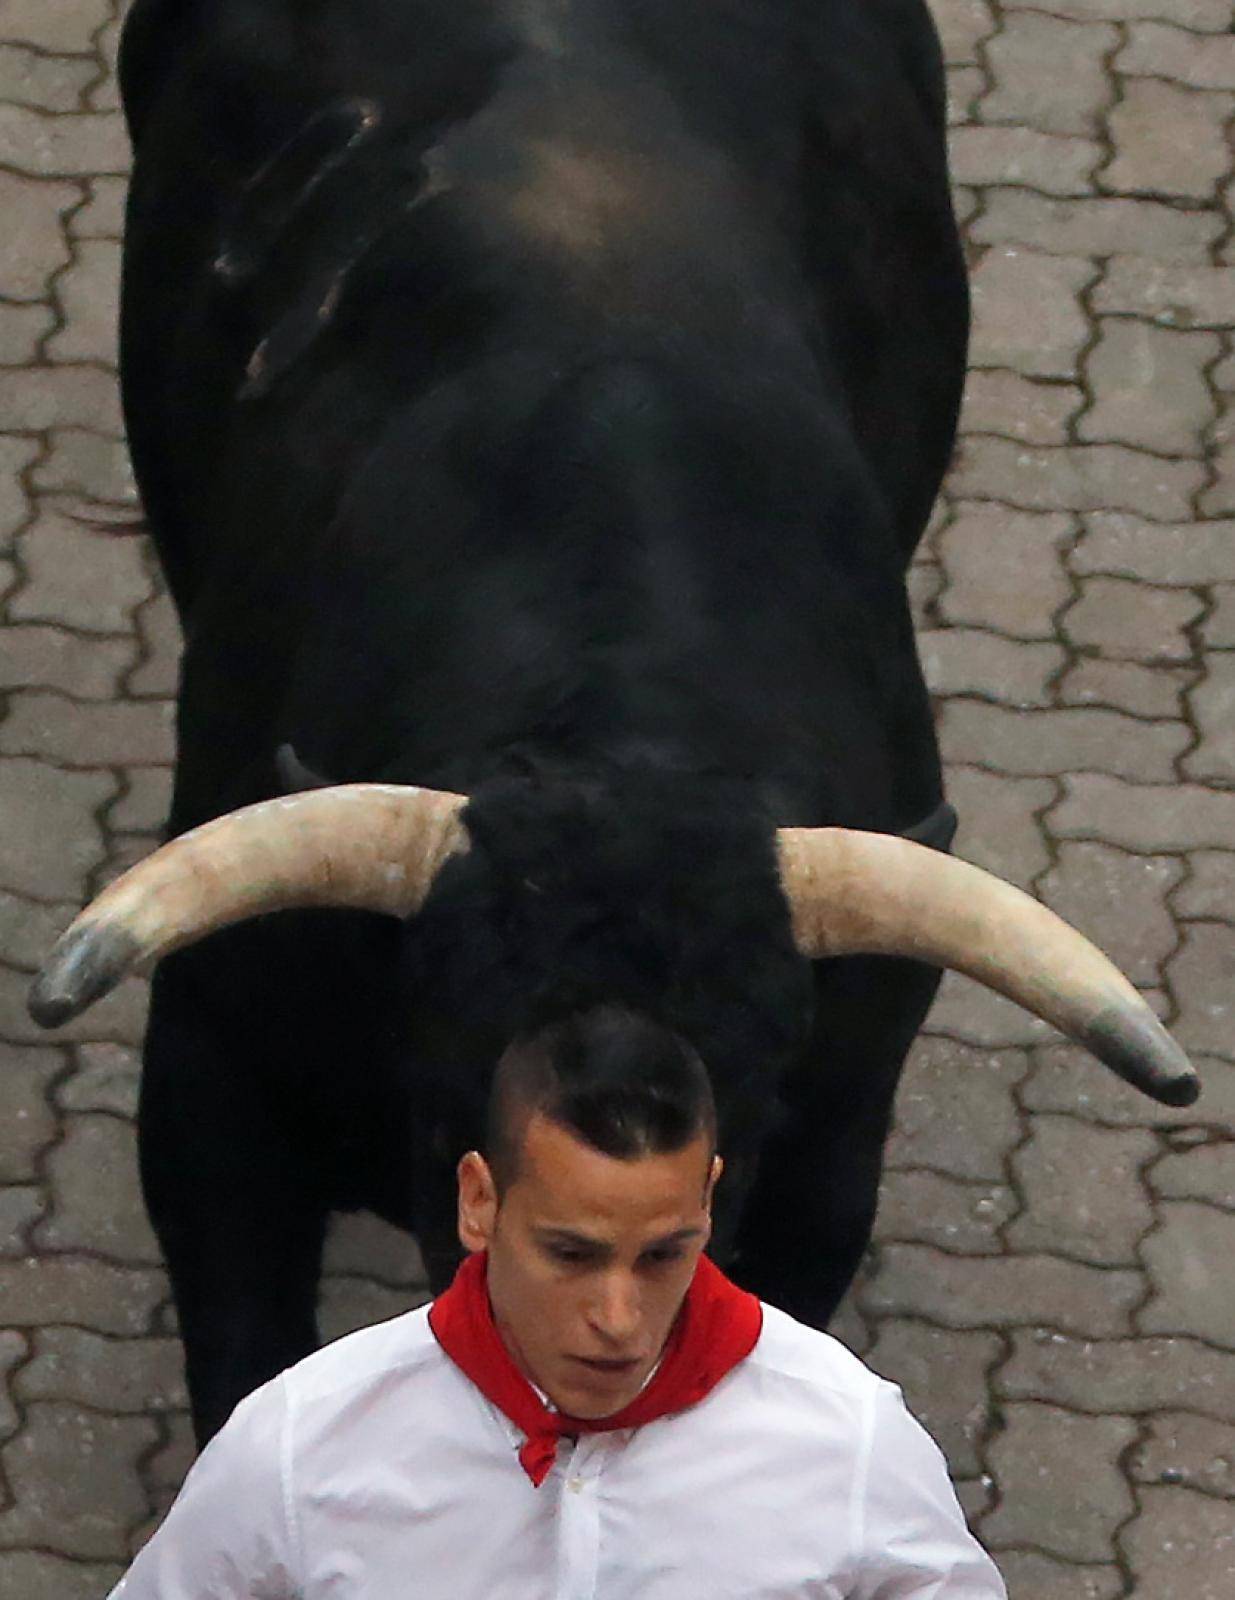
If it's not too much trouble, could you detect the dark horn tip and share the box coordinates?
[26,924,139,1030]
[1083,1007,1199,1108]
[1150,1072,1201,1109]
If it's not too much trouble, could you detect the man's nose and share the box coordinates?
[587,1272,642,1344]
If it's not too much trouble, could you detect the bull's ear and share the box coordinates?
[776,826,1198,1110]
[275,741,336,792]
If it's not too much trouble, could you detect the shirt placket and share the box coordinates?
[552,1436,603,1600]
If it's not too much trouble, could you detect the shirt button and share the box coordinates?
[567,1476,584,1493]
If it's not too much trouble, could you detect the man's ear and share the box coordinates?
[704,1153,723,1211]
[457,1150,499,1254]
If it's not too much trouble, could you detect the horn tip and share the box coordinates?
[27,923,139,1029]
[1084,1006,1199,1108]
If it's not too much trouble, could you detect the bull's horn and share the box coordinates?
[777,828,1198,1108]
[28,784,468,1028]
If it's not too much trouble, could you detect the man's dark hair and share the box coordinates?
[486,1004,716,1191]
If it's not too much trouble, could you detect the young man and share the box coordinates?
[111,1007,1006,1597]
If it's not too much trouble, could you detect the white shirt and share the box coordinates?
[111,1302,1006,1598]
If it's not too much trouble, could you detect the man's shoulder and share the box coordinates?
[745,1301,891,1411]
[281,1298,446,1410]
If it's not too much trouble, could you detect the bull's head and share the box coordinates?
[26,780,1198,1108]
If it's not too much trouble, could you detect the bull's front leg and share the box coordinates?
[139,961,329,1445]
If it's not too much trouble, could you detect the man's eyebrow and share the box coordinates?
[534,1226,705,1250]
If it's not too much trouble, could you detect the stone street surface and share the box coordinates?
[1,0,1234,1595]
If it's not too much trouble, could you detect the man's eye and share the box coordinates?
[548,1244,591,1264]
[641,1248,685,1268]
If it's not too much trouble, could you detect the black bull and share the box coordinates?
[25,0,1193,1446]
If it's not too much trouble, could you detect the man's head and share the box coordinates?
[457,1005,721,1419]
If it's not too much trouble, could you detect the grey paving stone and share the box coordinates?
[0,299,53,363]
[950,767,1056,890]
[960,371,1083,446]
[0,890,76,972]
[884,1038,1030,1181]
[11,498,149,630]
[1094,260,1235,328]
[939,699,1191,781]
[1118,22,1235,90]
[1059,657,1191,719]
[996,1553,1122,1600]
[938,505,1075,640]
[927,0,996,67]
[876,1170,1016,1255]
[1131,1413,1235,1497]
[946,66,984,126]
[70,174,127,240]
[0,1042,59,1184]
[108,766,172,834]
[1039,842,1183,988]
[0,1186,44,1255]
[1201,413,1235,518]
[1174,849,1235,918]
[1079,321,1219,455]
[858,1243,1143,1337]
[947,438,1205,521]
[1103,79,1234,201]
[949,126,1101,195]
[0,624,136,699]
[1122,1485,1235,1597]
[981,12,1117,137]
[0,1402,155,1559]
[0,170,78,300]
[1141,1201,1235,1347]
[0,756,112,898]
[30,428,137,504]
[0,0,112,53]
[969,249,1097,379]
[1015,0,1230,23]
[0,1553,127,1600]
[0,1256,165,1336]
[0,105,129,178]
[322,1211,428,1287]
[982,1404,1137,1562]
[34,1113,161,1263]
[866,1322,1002,1478]
[919,628,1064,707]
[0,43,95,110]
[1063,574,1204,663]
[16,1328,185,1413]
[0,1331,28,1440]
[0,364,122,433]
[1000,1328,1235,1422]
[46,236,121,366]
[972,190,1224,262]
[1072,513,1235,585]
[318,1276,426,1346]
[0,690,175,767]
[1022,1042,1235,1130]
[0,434,38,547]
[1201,588,1235,649]
[1151,1146,1235,1221]
[1168,923,1235,1061]
[129,590,182,697]
[55,1042,140,1119]
[1185,655,1235,785]
[1006,1116,1158,1266]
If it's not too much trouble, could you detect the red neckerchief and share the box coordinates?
[429,1250,763,1487]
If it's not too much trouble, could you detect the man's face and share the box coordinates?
[457,1113,720,1419]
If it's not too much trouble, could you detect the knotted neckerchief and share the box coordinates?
[429,1250,762,1486]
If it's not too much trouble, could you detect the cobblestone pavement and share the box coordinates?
[1,0,1233,1595]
